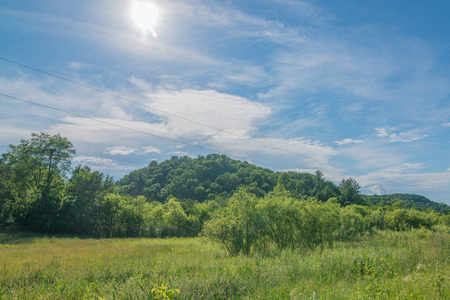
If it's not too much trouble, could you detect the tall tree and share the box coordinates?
[61,165,114,235]
[339,178,363,206]
[0,132,75,232]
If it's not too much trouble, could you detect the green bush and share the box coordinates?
[385,209,440,231]
[204,188,376,255]
[203,190,263,255]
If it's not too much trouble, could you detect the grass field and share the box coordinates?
[0,230,449,299]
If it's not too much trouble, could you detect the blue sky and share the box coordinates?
[1,0,449,203]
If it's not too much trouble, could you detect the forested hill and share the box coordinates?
[117,154,449,213]
[364,194,450,214]
[117,154,339,203]
[117,154,278,202]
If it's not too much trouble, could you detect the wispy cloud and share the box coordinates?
[375,128,391,137]
[143,89,272,139]
[69,61,90,70]
[380,163,425,173]
[105,146,138,156]
[142,146,161,154]
[335,138,364,145]
[105,146,162,156]
[73,155,136,172]
[389,132,428,143]
[375,127,428,143]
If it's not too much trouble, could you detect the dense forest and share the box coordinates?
[1,133,449,254]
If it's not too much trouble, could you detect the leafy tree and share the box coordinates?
[257,188,298,250]
[115,195,148,237]
[339,178,363,206]
[60,165,114,235]
[0,132,75,232]
[203,190,264,255]
[160,197,190,237]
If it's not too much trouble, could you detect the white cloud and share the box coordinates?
[104,105,133,121]
[380,163,425,173]
[375,127,428,143]
[375,127,391,137]
[369,185,383,195]
[144,89,272,139]
[442,121,450,127]
[335,138,364,145]
[128,77,153,92]
[73,155,136,172]
[141,146,161,154]
[105,146,137,156]
[389,132,428,143]
[69,61,89,70]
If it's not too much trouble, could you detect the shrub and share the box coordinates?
[203,190,263,255]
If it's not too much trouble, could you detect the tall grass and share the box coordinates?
[0,229,448,299]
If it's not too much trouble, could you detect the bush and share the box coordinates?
[385,209,440,231]
[204,188,374,255]
[203,190,263,255]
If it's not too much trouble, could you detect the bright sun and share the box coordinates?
[130,0,160,37]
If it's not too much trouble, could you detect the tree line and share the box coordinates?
[1,133,449,252]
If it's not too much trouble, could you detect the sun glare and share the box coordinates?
[130,0,160,37]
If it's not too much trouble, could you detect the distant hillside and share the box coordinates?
[117,154,339,203]
[117,154,449,214]
[364,194,450,214]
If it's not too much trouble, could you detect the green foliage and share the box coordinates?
[60,165,114,236]
[203,190,263,255]
[365,193,450,214]
[258,189,342,250]
[335,205,374,241]
[276,170,340,201]
[339,178,363,206]
[0,132,75,232]
[151,283,180,300]
[204,188,378,255]
[117,154,278,202]
[384,209,440,231]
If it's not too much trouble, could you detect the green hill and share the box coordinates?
[117,154,341,202]
[364,193,450,214]
[117,154,449,213]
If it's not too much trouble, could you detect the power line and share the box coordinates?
[0,92,286,170]
[0,56,334,167]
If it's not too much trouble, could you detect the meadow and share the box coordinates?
[0,230,449,299]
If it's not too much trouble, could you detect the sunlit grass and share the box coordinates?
[0,230,448,299]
